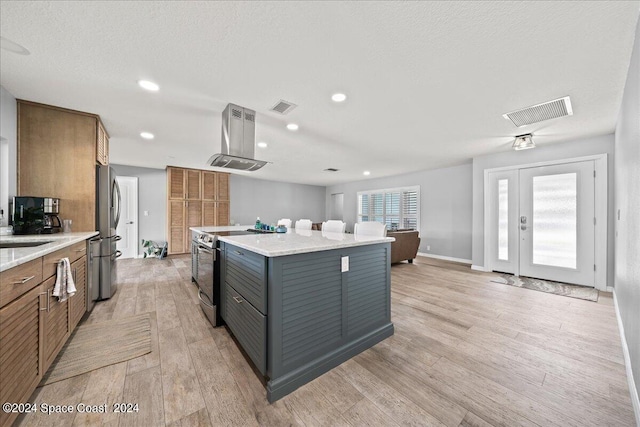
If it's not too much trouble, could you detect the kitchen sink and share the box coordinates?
[0,241,53,249]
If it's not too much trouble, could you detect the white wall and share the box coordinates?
[0,86,17,226]
[614,12,640,413]
[230,175,326,226]
[326,163,473,261]
[471,134,616,285]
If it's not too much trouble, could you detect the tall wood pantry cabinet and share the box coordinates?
[17,100,110,231]
[167,167,230,254]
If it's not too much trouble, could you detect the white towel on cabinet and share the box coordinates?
[53,257,76,302]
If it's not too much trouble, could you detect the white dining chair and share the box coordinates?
[322,220,346,233]
[353,221,387,237]
[277,218,292,228]
[295,219,312,230]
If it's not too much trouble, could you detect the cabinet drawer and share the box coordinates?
[225,283,266,375]
[43,241,87,279]
[225,245,267,314]
[0,258,43,309]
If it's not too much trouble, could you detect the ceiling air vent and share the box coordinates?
[323,168,339,172]
[270,99,297,115]
[503,96,573,127]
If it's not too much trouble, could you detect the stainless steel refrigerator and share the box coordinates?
[96,165,122,300]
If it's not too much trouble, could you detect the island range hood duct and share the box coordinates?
[207,103,268,171]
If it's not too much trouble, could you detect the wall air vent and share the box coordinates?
[270,100,297,115]
[323,168,339,172]
[503,96,573,127]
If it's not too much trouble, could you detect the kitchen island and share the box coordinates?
[215,228,395,402]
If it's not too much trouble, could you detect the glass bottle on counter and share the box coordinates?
[255,217,261,230]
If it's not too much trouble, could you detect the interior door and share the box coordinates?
[519,161,595,286]
[115,176,138,259]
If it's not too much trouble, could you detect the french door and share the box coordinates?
[488,160,595,287]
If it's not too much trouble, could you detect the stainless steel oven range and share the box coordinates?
[192,230,254,327]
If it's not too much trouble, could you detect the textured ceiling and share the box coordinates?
[1,1,638,185]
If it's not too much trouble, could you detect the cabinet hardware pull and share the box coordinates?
[46,289,51,312]
[234,250,244,256]
[232,296,243,304]
[39,291,48,311]
[75,248,86,252]
[13,275,35,285]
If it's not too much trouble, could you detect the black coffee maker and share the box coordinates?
[12,197,62,234]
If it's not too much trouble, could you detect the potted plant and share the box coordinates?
[141,239,167,259]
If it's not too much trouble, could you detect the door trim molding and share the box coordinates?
[483,153,608,291]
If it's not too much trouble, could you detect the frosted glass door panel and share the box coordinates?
[519,161,594,287]
[532,173,577,269]
[498,179,509,261]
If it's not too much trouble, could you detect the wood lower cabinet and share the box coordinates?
[167,167,230,254]
[0,240,89,427]
[0,285,43,427]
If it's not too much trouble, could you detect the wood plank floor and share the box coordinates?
[15,255,636,427]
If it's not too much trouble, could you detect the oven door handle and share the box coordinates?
[197,245,214,254]
[198,289,215,308]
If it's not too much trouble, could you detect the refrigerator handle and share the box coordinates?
[113,179,122,228]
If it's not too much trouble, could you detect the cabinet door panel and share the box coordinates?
[0,285,43,427]
[203,202,215,226]
[216,201,230,226]
[18,102,96,232]
[217,173,230,201]
[42,276,70,372]
[70,256,87,329]
[186,170,202,200]
[168,167,185,199]
[202,171,216,200]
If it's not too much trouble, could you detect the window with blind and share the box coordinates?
[357,186,419,230]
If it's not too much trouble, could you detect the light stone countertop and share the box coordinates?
[190,225,254,233]
[0,232,99,272]
[216,228,394,257]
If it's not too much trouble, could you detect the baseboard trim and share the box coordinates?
[471,264,489,272]
[417,253,472,264]
[606,286,614,293]
[613,289,640,426]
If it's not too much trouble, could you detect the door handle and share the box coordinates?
[126,221,134,224]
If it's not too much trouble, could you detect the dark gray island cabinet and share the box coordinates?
[218,231,394,402]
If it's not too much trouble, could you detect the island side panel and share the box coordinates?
[267,242,394,402]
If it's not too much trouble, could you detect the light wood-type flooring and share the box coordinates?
[15,255,636,426]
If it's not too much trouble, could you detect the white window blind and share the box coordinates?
[357,186,420,231]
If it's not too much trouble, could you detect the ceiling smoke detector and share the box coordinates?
[512,134,535,151]
[270,99,297,115]
[503,96,573,127]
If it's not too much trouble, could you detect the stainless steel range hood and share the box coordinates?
[208,103,268,171]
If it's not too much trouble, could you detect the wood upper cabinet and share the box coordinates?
[97,120,109,165]
[17,100,109,232]
[203,171,230,201]
[167,167,231,254]
[168,167,186,200]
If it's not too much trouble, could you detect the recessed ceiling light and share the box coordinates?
[287,123,299,131]
[138,80,159,91]
[331,93,347,102]
[257,142,268,148]
[363,171,371,176]
[140,132,154,140]
[0,36,30,55]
